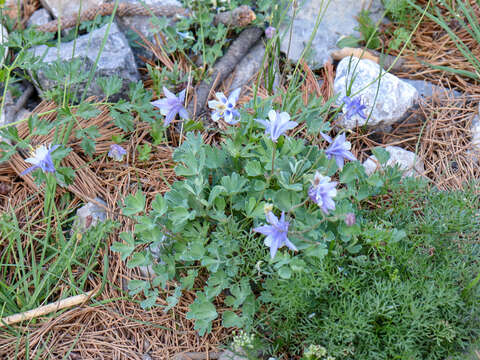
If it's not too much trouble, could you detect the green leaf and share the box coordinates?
[97,75,123,98]
[336,35,361,48]
[151,194,167,217]
[76,102,101,120]
[127,252,149,268]
[372,147,390,165]
[111,232,135,261]
[186,293,218,336]
[245,161,263,177]
[170,206,196,226]
[278,266,292,279]
[222,311,244,328]
[221,173,247,195]
[208,185,225,205]
[128,279,148,295]
[123,191,146,216]
[138,143,152,161]
[110,107,134,132]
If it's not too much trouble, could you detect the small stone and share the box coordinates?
[14,108,32,123]
[141,354,153,360]
[218,350,249,360]
[29,22,140,100]
[470,113,480,162]
[363,146,424,177]
[71,197,107,235]
[279,0,385,69]
[229,41,265,91]
[402,79,462,100]
[27,9,52,27]
[40,0,105,18]
[115,0,182,65]
[0,24,8,68]
[334,56,419,130]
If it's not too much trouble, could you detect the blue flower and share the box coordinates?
[342,95,367,120]
[255,110,298,143]
[208,88,241,124]
[151,87,189,126]
[308,172,338,214]
[265,26,276,39]
[253,211,297,259]
[108,144,127,161]
[21,144,59,176]
[320,132,356,169]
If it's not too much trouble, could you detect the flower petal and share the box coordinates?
[228,88,241,105]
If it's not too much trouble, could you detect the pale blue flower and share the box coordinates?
[176,30,194,40]
[253,211,297,259]
[108,144,127,161]
[265,26,276,39]
[308,172,337,214]
[342,95,367,120]
[255,110,298,143]
[208,88,241,124]
[21,144,59,176]
[151,87,189,126]
[320,132,356,169]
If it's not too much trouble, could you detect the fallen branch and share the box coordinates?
[0,290,95,327]
[331,47,406,72]
[187,26,264,120]
[36,3,255,33]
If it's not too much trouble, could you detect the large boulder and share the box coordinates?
[279,0,384,69]
[29,22,140,100]
[334,56,418,130]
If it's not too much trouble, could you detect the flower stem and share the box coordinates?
[271,142,277,178]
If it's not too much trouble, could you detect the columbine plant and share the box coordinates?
[21,144,59,175]
[208,88,241,124]
[151,87,189,126]
[321,132,356,169]
[112,98,379,338]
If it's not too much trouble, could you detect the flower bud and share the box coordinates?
[345,212,356,226]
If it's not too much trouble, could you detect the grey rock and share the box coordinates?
[403,79,462,100]
[40,0,105,18]
[334,56,419,130]
[279,0,384,69]
[363,146,424,177]
[138,236,167,278]
[29,22,140,100]
[229,41,265,91]
[71,197,107,235]
[14,108,32,123]
[218,350,248,360]
[27,9,52,27]
[115,0,182,65]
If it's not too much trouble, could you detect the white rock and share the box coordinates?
[363,146,424,177]
[334,56,419,130]
[40,0,105,18]
[279,0,385,69]
[27,8,52,27]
